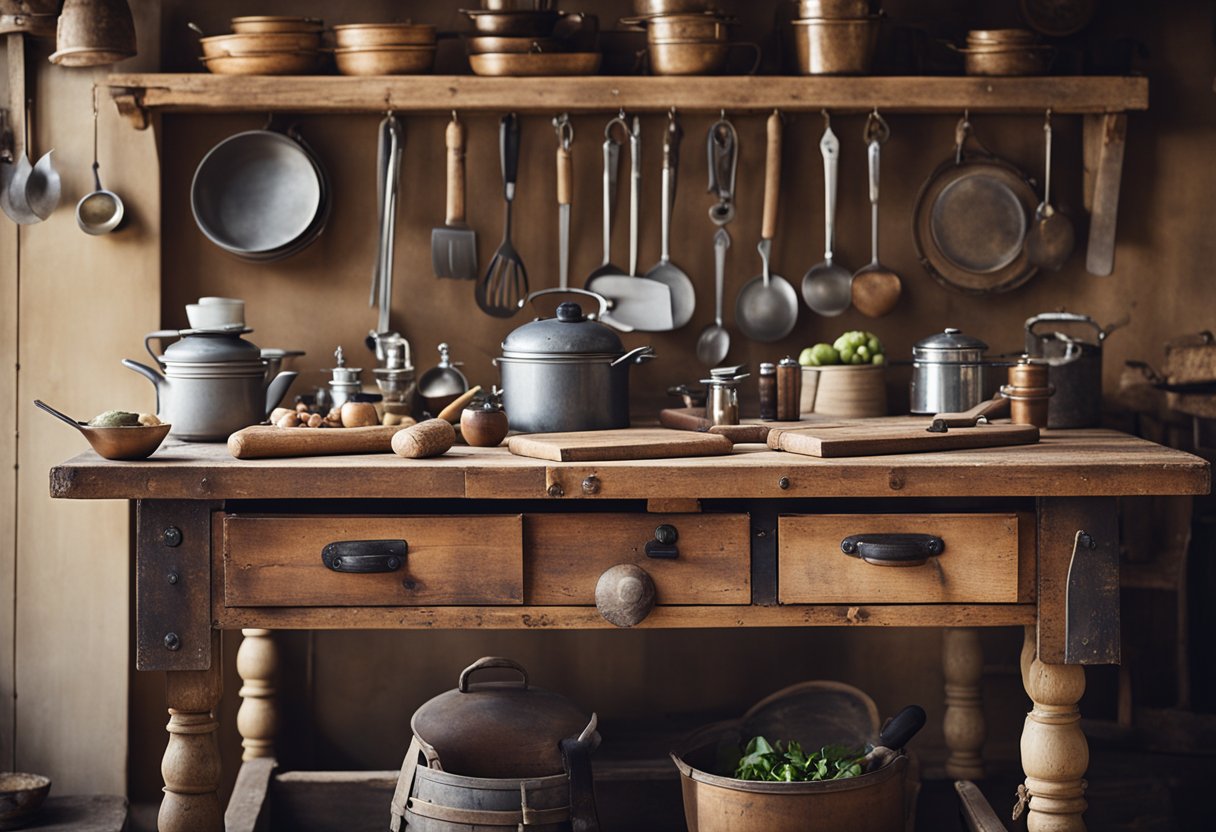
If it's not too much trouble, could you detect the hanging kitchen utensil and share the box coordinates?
[1085,112,1125,276]
[375,114,403,337]
[76,85,125,235]
[642,108,696,329]
[851,110,902,317]
[476,112,528,317]
[192,126,328,259]
[802,111,852,316]
[50,0,137,67]
[23,96,59,221]
[1,99,40,225]
[431,112,478,279]
[736,110,798,342]
[554,113,573,290]
[912,114,1038,294]
[586,113,674,332]
[696,114,737,366]
[1025,109,1075,271]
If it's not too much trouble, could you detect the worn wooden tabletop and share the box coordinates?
[49,426,1209,501]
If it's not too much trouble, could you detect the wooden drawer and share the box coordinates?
[223,515,523,607]
[525,513,750,605]
[778,513,1028,604]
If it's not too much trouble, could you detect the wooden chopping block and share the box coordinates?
[768,420,1039,458]
[229,425,405,459]
[507,428,734,462]
[657,407,774,443]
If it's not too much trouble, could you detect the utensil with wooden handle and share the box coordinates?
[431,114,478,279]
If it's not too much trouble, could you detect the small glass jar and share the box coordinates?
[758,362,777,421]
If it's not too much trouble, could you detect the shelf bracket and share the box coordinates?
[111,86,149,130]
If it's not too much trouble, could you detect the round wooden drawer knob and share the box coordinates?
[595,563,656,628]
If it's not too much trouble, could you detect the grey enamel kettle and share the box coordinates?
[123,328,298,441]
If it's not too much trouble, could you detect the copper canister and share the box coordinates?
[1002,358,1052,427]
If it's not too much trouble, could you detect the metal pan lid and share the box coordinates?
[501,301,624,356]
[912,327,988,359]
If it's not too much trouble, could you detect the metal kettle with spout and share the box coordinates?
[123,328,298,442]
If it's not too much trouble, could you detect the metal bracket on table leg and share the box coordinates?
[1065,526,1120,664]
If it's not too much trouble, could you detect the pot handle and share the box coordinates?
[458,656,528,692]
[610,345,656,367]
[520,287,610,321]
[1025,312,1100,338]
[560,713,602,832]
[144,329,182,366]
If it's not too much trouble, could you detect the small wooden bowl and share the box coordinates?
[81,423,172,460]
[201,50,325,75]
[199,31,321,59]
[333,23,437,48]
[230,15,323,34]
[332,45,436,75]
[801,364,887,418]
[0,772,51,827]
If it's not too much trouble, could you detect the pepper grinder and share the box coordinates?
[372,333,417,418]
[324,346,363,411]
[758,362,777,421]
[776,356,802,421]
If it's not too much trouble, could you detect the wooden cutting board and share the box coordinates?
[507,428,734,462]
[228,425,405,459]
[768,421,1039,458]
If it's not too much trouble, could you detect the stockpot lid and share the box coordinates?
[501,302,624,358]
[410,657,595,779]
[912,327,988,361]
[159,328,263,364]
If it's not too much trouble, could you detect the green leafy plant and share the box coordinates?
[733,736,864,782]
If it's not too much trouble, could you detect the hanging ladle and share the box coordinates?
[851,109,902,318]
[76,86,125,235]
[0,100,40,225]
[24,98,60,221]
[1024,109,1075,271]
[801,111,853,316]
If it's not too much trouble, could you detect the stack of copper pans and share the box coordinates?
[198,16,325,75]
[464,1,601,75]
[332,23,438,75]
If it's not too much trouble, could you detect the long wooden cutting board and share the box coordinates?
[229,425,404,459]
[507,428,734,462]
[768,421,1039,458]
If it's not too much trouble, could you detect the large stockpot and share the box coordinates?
[122,328,298,441]
[909,327,991,414]
[495,292,655,433]
[1024,312,1119,428]
[388,657,600,832]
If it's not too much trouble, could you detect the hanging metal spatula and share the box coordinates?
[476,113,527,318]
[431,113,478,280]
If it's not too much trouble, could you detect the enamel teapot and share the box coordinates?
[123,327,298,441]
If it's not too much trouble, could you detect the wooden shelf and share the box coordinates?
[106,73,1147,127]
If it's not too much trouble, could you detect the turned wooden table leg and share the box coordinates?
[237,628,279,761]
[1019,625,1088,832]
[944,628,985,779]
[159,632,223,832]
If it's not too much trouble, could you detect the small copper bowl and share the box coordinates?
[790,17,878,75]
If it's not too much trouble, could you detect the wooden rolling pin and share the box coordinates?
[228,425,406,459]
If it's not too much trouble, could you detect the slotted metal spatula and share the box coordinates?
[476,113,527,318]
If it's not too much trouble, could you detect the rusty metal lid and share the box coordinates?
[410,657,595,778]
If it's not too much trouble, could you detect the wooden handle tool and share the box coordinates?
[228,425,403,459]
[761,110,781,243]
[446,116,466,226]
[436,386,482,423]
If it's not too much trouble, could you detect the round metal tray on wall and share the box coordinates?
[912,118,1039,294]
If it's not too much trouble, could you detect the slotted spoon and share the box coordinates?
[476,113,527,318]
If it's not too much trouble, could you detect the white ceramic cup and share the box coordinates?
[186,297,245,329]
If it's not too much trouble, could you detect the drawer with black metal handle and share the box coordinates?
[777,513,1031,604]
[222,514,523,607]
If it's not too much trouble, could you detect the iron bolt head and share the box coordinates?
[777,476,791,490]
[581,476,601,495]
[162,527,183,547]
[654,524,678,546]
[164,633,181,651]
[167,572,179,585]
[1078,532,1097,550]
[547,483,564,498]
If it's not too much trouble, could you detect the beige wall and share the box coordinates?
[2,0,161,795]
[5,0,1212,812]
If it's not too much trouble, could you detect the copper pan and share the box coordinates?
[333,23,437,48]
[333,45,436,75]
[469,51,600,76]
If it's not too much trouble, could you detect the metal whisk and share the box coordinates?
[475,113,528,317]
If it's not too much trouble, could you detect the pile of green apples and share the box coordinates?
[798,331,886,367]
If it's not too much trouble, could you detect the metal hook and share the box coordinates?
[553,112,573,149]
[451,110,458,123]
[669,105,677,119]
[1044,107,1052,131]
[821,109,831,130]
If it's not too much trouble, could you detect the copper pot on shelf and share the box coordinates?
[789,16,878,75]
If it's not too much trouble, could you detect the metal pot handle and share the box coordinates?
[610,345,656,367]
[560,712,602,832]
[1025,312,1100,337]
[520,287,610,321]
[458,656,528,692]
[144,329,182,366]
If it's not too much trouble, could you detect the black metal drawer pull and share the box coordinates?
[322,540,407,573]
[840,534,944,567]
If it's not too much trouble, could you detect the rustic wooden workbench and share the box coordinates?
[50,428,1209,832]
